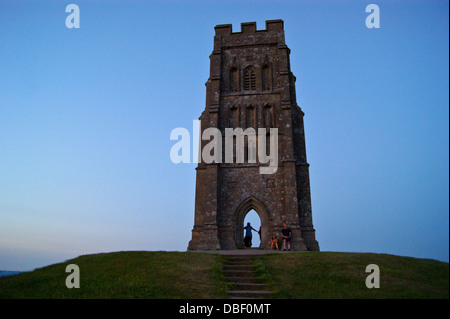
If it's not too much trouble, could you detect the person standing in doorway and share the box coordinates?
[281,224,292,251]
[243,222,257,247]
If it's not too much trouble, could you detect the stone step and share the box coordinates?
[231,283,269,290]
[225,260,253,266]
[223,264,254,271]
[226,264,253,268]
[227,257,252,263]
[224,276,265,283]
[223,270,256,277]
[226,255,254,260]
[227,290,276,298]
[223,255,276,299]
[226,258,253,264]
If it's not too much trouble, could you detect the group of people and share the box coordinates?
[243,223,293,251]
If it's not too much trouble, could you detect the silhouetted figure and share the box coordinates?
[243,222,257,247]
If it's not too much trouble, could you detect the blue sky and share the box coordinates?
[0,0,448,270]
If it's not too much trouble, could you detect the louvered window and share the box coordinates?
[244,67,256,90]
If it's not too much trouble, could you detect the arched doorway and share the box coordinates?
[235,196,270,249]
[243,209,261,248]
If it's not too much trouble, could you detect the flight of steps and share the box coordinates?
[223,255,275,299]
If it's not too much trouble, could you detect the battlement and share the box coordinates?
[215,19,284,35]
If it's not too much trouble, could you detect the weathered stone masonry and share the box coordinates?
[188,20,319,251]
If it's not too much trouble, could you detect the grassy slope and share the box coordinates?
[0,251,228,299]
[254,252,449,299]
[0,251,448,299]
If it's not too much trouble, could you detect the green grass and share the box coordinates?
[254,252,449,299]
[1,251,448,298]
[0,251,228,299]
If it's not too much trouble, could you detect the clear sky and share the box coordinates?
[0,0,448,271]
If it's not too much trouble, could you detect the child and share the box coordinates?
[270,235,279,250]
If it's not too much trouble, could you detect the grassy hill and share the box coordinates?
[0,251,227,299]
[254,252,449,299]
[0,251,448,299]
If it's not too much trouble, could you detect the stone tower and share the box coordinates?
[188,20,319,251]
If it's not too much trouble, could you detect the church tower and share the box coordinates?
[188,20,319,251]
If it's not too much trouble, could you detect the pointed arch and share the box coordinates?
[234,196,271,248]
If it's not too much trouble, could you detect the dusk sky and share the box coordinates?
[0,0,448,271]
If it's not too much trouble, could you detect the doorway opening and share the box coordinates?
[243,209,261,248]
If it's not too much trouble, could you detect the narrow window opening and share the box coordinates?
[244,66,257,90]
